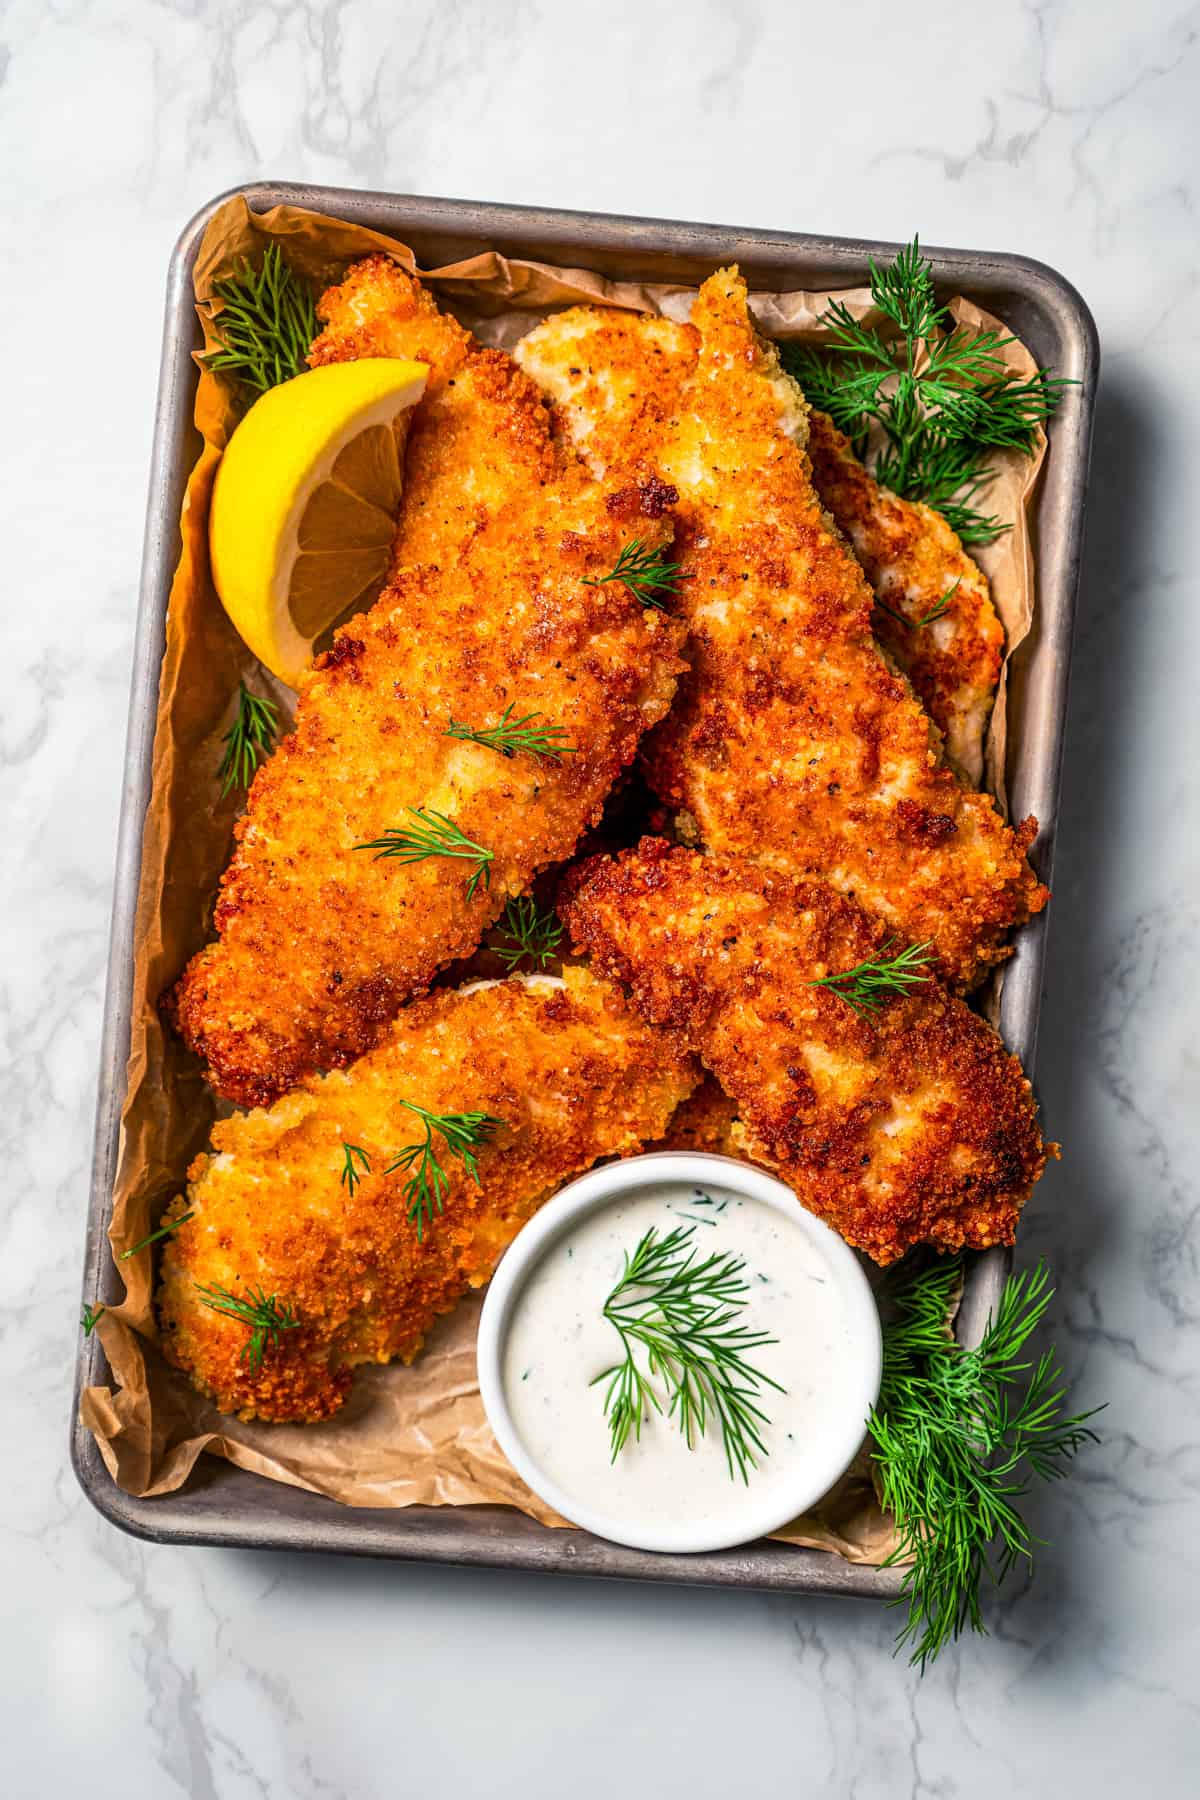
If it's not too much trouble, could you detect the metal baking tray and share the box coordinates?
[71,181,1098,1596]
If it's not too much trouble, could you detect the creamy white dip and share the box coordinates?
[500,1181,870,1535]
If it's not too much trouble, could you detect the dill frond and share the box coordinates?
[205,243,318,395]
[781,237,1073,545]
[494,896,564,971]
[593,1224,784,1482]
[355,808,494,902]
[195,1283,300,1375]
[808,939,935,1016]
[583,538,687,609]
[872,1256,1102,1669]
[446,705,577,763]
[384,1105,504,1240]
[218,682,279,798]
[119,1211,195,1262]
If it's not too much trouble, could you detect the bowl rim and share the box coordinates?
[476,1149,883,1555]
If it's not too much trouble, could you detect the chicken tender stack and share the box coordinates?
[517,271,1046,990]
[158,966,698,1423]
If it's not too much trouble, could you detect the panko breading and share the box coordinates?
[167,265,686,1109]
[158,966,698,1423]
[561,840,1051,1265]
[517,272,1046,991]
[805,409,1003,784]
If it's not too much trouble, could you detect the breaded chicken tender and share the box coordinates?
[517,273,1046,990]
[158,967,698,1423]
[168,263,686,1108]
[561,840,1051,1265]
[805,409,1003,783]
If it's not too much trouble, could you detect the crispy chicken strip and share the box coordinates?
[517,273,1046,990]
[805,409,1003,784]
[168,264,686,1108]
[561,840,1050,1265]
[158,966,698,1422]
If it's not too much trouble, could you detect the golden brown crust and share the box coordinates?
[157,966,699,1422]
[167,261,687,1108]
[561,840,1051,1265]
[805,409,1003,783]
[517,275,1047,991]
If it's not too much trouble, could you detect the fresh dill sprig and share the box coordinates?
[495,895,564,971]
[194,1283,300,1375]
[340,1144,371,1196]
[809,938,935,1016]
[875,430,1007,547]
[782,237,1072,545]
[80,1303,106,1336]
[445,705,577,764]
[593,1224,784,1482]
[355,808,494,902]
[582,538,687,610]
[876,578,960,632]
[119,1211,195,1262]
[218,682,279,798]
[871,1256,1102,1670]
[384,1104,504,1240]
[205,243,318,395]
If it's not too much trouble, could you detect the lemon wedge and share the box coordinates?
[209,359,428,686]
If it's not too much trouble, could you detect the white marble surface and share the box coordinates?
[2,0,1198,1792]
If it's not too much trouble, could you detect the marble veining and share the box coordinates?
[2,0,1198,1793]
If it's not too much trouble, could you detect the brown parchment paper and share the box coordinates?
[80,195,1045,1563]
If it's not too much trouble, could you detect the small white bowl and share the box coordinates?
[476,1150,882,1555]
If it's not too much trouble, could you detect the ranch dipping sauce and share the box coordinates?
[498,1178,876,1544]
